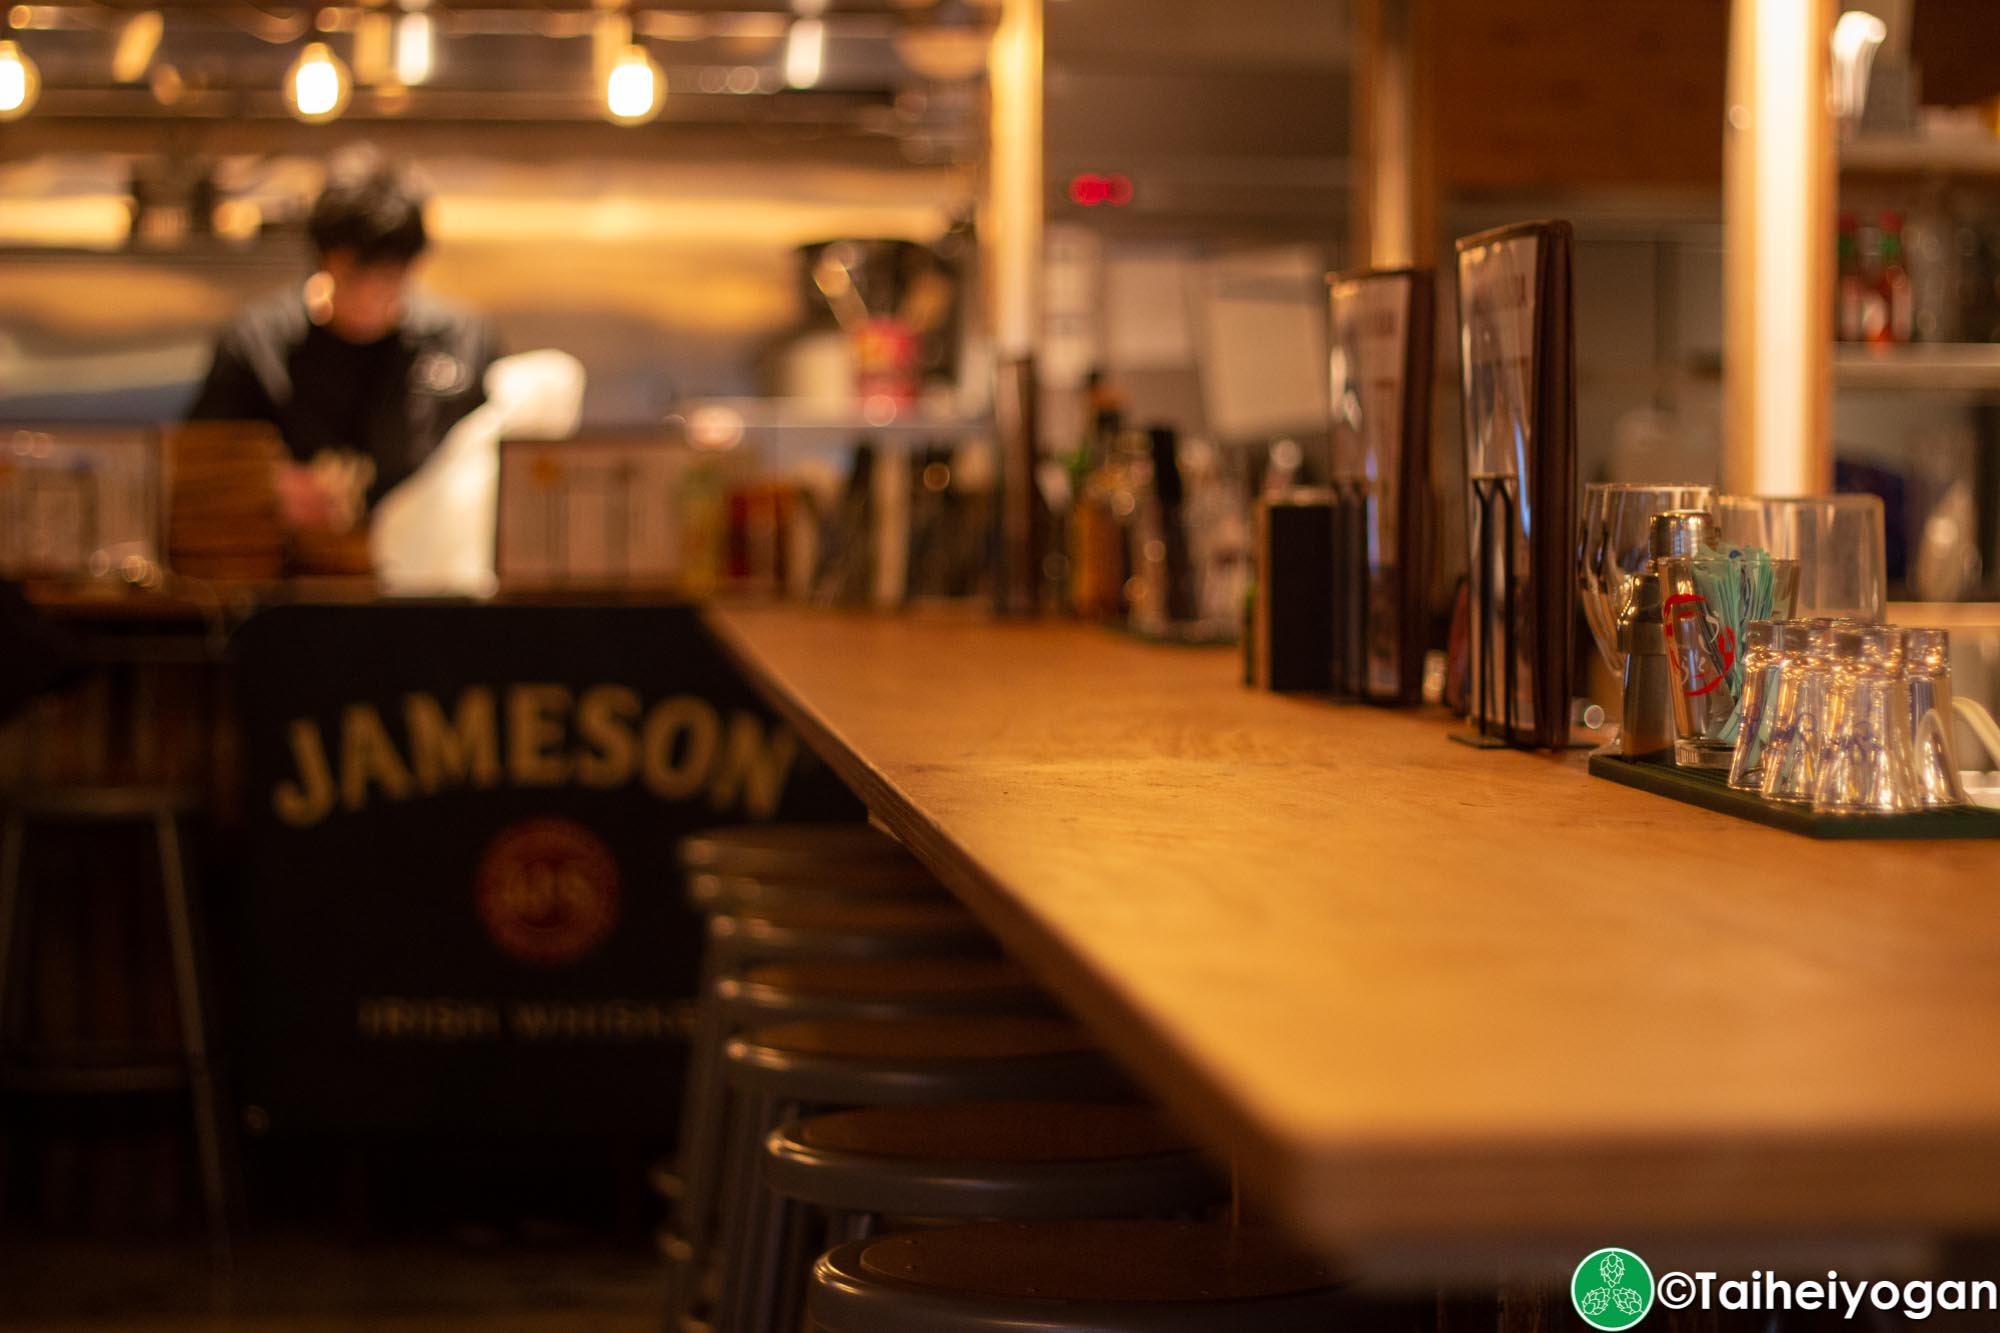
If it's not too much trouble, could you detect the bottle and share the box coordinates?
[1879,211,1914,344]
[1857,221,1891,344]
[1067,389,1128,621]
[1836,213,1865,342]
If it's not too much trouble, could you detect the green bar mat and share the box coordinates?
[1588,753,2000,839]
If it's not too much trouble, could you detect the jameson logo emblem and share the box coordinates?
[271,684,798,827]
[1572,1248,1655,1330]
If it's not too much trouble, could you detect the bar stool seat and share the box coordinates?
[2,785,203,820]
[681,824,932,884]
[718,960,1054,1026]
[727,1018,1120,1104]
[711,902,993,965]
[810,1221,1345,1333]
[713,1020,1129,1333]
[688,870,942,913]
[766,1102,1221,1219]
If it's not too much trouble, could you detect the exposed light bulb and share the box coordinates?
[112,11,163,84]
[286,41,351,122]
[0,39,40,119]
[604,43,661,124]
[1830,9,1888,125]
[783,17,825,90]
[395,10,434,86]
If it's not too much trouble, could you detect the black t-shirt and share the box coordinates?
[185,290,501,505]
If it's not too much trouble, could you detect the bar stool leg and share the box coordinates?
[0,812,23,1218]
[154,811,231,1266]
[716,1090,796,1333]
[765,1185,816,1333]
[0,812,24,1039]
[674,950,729,1237]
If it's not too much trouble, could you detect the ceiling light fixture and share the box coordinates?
[112,10,163,84]
[0,38,39,119]
[604,42,662,124]
[395,4,434,86]
[286,40,351,122]
[783,17,825,89]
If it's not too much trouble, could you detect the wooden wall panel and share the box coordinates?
[1431,0,1730,193]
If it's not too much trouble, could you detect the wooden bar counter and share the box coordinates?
[706,605,2000,1266]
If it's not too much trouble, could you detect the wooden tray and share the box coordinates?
[1589,752,2000,839]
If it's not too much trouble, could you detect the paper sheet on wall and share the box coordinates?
[1104,252,1196,371]
[1193,247,1330,440]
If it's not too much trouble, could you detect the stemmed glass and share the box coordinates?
[1577,483,1716,677]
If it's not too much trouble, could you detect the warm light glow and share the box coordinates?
[604,44,662,124]
[988,0,1041,356]
[783,17,825,89]
[687,406,745,451]
[395,10,434,86]
[0,39,39,119]
[895,27,989,83]
[112,10,162,84]
[1749,0,1816,494]
[1829,9,1886,125]
[286,41,351,122]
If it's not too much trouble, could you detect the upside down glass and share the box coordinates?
[1904,627,1970,808]
[1758,619,1847,802]
[1726,620,1806,790]
[1813,625,1921,814]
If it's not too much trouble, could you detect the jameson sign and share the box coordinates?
[231,603,860,1136]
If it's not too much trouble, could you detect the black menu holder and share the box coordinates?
[1250,488,1336,693]
[1453,220,1576,751]
[1327,266,1435,707]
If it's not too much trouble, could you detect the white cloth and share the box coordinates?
[370,349,585,595]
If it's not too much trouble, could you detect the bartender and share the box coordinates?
[186,146,500,529]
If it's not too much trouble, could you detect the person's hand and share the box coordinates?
[275,463,345,532]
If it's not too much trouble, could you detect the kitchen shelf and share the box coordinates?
[669,398,990,438]
[1832,342,2000,394]
[1840,135,2000,178]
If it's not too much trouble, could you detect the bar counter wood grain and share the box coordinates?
[706,606,2000,1260]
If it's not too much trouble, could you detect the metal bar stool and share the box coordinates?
[744,1101,1225,1333]
[670,821,959,1252]
[715,1017,1127,1333]
[668,903,1006,1332]
[0,785,230,1260]
[809,1220,1346,1333]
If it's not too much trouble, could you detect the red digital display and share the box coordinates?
[1067,173,1133,207]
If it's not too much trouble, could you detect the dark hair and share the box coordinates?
[307,145,429,265]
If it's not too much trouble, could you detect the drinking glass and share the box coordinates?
[1905,627,1970,808]
[1655,510,1800,769]
[1715,494,1886,622]
[1760,619,1847,802]
[1813,625,1921,814]
[1727,620,1806,790]
[1577,482,1716,677]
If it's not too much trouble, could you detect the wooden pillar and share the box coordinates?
[1351,0,1437,271]
[987,0,1042,363]
[1723,0,1836,496]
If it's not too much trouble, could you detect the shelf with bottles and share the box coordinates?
[1828,200,2000,385]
